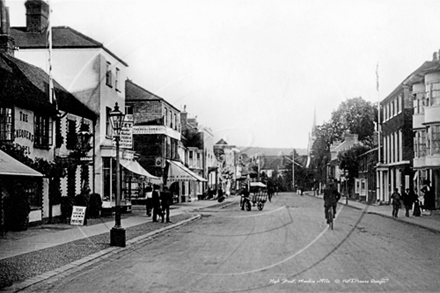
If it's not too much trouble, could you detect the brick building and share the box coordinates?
[377,84,414,203]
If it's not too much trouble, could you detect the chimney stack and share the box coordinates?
[1,0,7,35]
[25,0,49,33]
[0,0,15,56]
[434,51,438,61]
[180,106,188,132]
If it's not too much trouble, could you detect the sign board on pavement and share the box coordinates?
[70,206,87,226]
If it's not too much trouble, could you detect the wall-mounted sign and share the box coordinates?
[133,125,181,140]
[113,120,133,149]
[13,108,34,156]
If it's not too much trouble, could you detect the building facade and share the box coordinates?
[376,84,414,203]
[404,53,440,208]
[214,139,240,196]
[10,0,129,209]
[1,14,96,228]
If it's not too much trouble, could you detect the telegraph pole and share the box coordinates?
[292,149,295,192]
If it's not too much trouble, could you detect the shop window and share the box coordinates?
[21,179,40,209]
[102,157,117,200]
[0,107,13,141]
[103,157,111,200]
[34,115,53,148]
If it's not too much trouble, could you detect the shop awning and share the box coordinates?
[120,159,162,184]
[250,182,266,188]
[0,150,43,177]
[167,160,207,183]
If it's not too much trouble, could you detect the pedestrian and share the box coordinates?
[421,181,434,215]
[160,186,173,223]
[268,186,274,202]
[390,188,401,218]
[413,189,421,217]
[145,185,153,217]
[217,187,225,202]
[152,184,162,222]
[402,188,415,217]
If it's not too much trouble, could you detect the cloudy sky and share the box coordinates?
[7,0,440,149]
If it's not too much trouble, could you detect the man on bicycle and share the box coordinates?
[323,179,341,224]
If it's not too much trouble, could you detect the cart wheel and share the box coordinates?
[257,201,264,211]
[246,201,251,211]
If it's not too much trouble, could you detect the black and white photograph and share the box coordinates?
[1,0,440,292]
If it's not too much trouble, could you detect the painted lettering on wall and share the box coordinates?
[14,129,34,142]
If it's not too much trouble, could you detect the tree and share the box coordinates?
[337,144,369,198]
[330,97,377,145]
[182,129,202,149]
[310,121,344,183]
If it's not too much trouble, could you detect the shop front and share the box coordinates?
[0,150,43,233]
[101,149,161,213]
[166,160,207,202]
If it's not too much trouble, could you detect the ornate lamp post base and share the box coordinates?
[110,226,126,247]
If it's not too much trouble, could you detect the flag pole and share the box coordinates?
[376,62,381,203]
[48,0,52,103]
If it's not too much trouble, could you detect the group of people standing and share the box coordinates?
[390,182,435,218]
[145,184,173,223]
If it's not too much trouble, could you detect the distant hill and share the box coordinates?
[238,147,307,157]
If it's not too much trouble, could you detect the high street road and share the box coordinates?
[15,193,440,293]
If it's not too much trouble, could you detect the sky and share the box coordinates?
[7,0,440,149]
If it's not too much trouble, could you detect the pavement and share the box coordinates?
[303,191,440,234]
[0,196,240,261]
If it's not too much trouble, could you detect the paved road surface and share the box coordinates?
[22,193,440,293]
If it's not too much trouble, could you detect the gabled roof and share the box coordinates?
[10,26,128,66]
[216,139,228,145]
[0,53,96,120]
[125,79,179,112]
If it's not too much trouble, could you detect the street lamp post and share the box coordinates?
[109,102,126,247]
